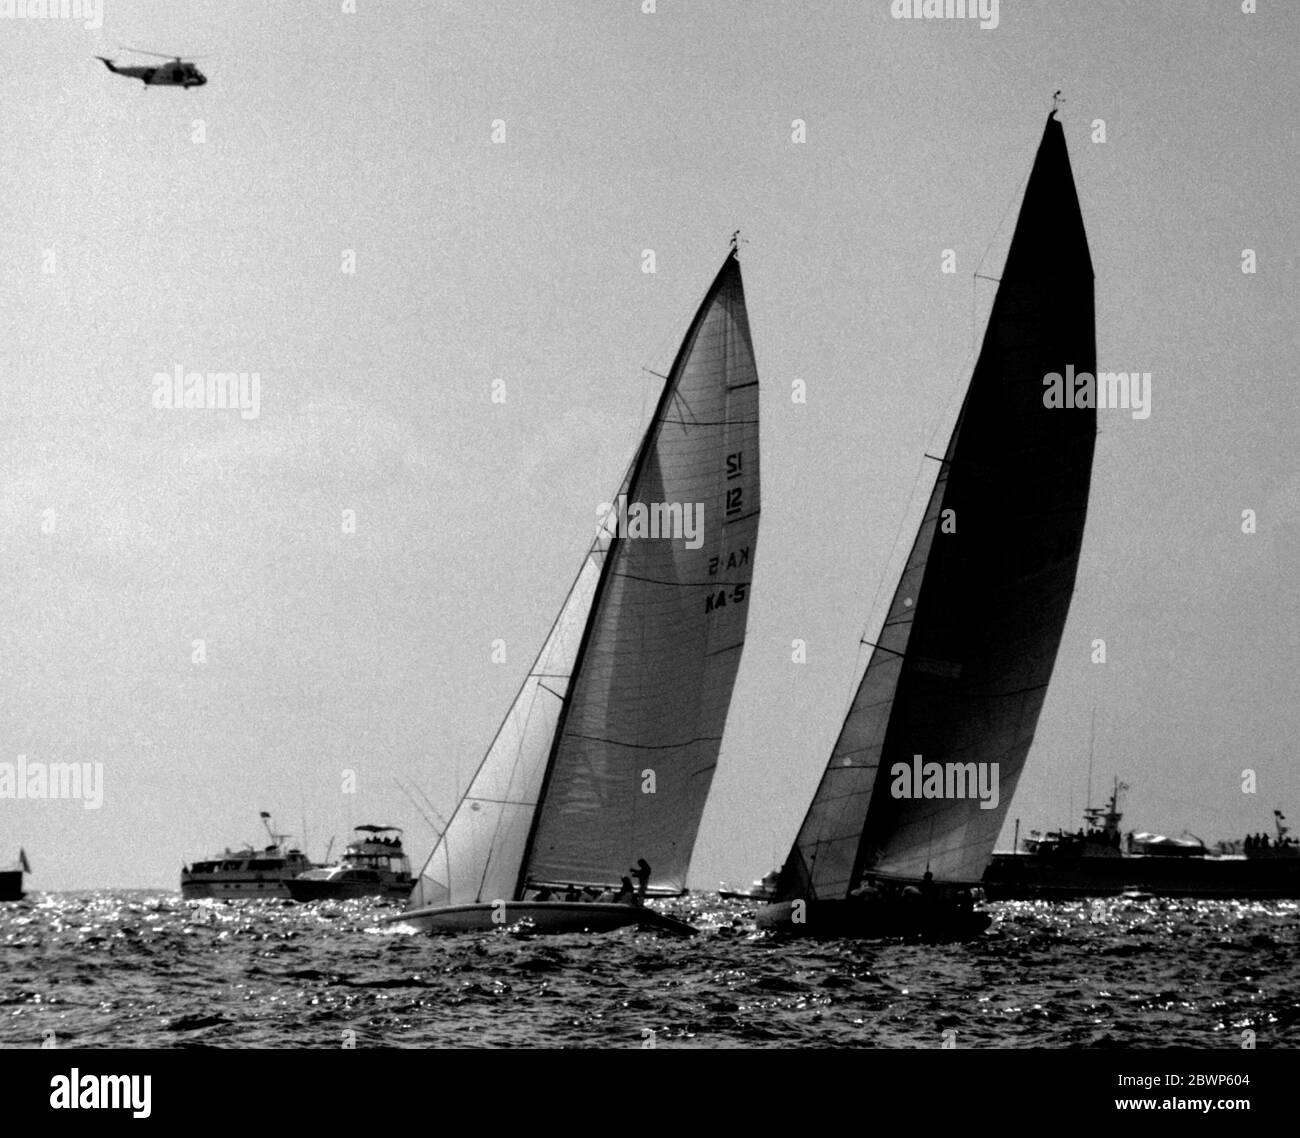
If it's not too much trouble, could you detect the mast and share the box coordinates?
[1085,706,1096,812]
[777,110,1095,901]
[259,811,284,850]
[512,249,743,901]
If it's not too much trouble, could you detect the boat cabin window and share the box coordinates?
[247,859,279,870]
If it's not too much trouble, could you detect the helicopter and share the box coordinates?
[95,48,207,89]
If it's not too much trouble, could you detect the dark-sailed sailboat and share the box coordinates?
[393,247,761,935]
[758,111,1096,938]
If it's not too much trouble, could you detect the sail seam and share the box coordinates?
[706,642,743,657]
[660,418,759,426]
[610,572,751,588]
[859,640,907,660]
[562,732,722,751]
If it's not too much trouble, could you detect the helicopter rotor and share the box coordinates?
[120,47,209,62]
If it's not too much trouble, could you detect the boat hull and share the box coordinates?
[284,878,410,902]
[387,901,697,936]
[180,879,296,900]
[0,870,23,902]
[755,899,992,940]
[982,852,1300,900]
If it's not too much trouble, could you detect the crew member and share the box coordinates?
[631,858,652,901]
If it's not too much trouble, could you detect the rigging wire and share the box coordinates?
[831,132,1039,751]
[395,778,440,840]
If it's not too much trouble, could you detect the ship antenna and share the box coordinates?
[1052,89,1064,118]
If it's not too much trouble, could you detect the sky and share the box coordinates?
[1,1,1297,891]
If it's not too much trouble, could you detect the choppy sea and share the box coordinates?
[1,893,1296,1049]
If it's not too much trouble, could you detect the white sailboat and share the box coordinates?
[393,247,761,935]
[759,110,1097,937]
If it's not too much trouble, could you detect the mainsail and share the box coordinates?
[775,113,1095,902]
[409,251,760,909]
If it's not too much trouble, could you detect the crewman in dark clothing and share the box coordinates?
[631,858,651,901]
[614,876,638,905]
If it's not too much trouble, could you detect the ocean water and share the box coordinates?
[1,892,1296,1049]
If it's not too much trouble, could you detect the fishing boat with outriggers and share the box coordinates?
[285,825,413,901]
[390,245,761,936]
[1,849,30,901]
[758,108,1097,939]
[181,813,318,899]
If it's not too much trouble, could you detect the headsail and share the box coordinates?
[776,113,1095,901]
[406,493,621,909]
[408,251,760,908]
